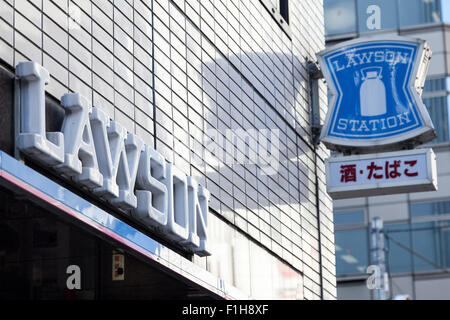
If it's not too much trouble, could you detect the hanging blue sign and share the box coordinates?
[317,36,435,152]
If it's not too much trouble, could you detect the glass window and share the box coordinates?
[442,0,450,23]
[440,220,450,268]
[409,201,450,272]
[324,0,357,36]
[422,77,450,144]
[335,229,369,275]
[424,96,450,143]
[357,0,398,33]
[398,0,442,27]
[386,220,450,274]
[334,210,365,226]
[411,221,442,271]
[423,78,446,93]
[385,223,412,273]
[279,0,289,24]
[410,200,450,218]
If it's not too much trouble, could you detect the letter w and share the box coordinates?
[356,52,373,64]
[90,108,144,211]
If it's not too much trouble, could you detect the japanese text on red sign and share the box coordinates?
[340,160,418,183]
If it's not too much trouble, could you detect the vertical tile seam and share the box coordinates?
[12,0,15,66]
[91,0,93,106]
[290,1,306,293]
[112,0,116,120]
[308,0,326,297]
[132,0,136,134]
[67,0,69,93]
[152,0,156,150]
[41,0,43,67]
[307,13,325,294]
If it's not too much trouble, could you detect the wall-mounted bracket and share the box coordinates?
[14,77,23,162]
[308,60,324,146]
[308,61,323,80]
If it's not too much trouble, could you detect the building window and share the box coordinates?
[334,210,365,226]
[410,199,450,218]
[334,201,450,276]
[334,210,369,276]
[410,221,444,271]
[260,0,292,38]
[398,0,442,28]
[442,0,450,24]
[422,77,450,144]
[279,0,289,24]
[335,229,369,275]
[384,200,450,274]
[324,0,444,37]
[424,96,450,143]
[324,0,357,36]
[384,223,413,273]
[409,200,450,272]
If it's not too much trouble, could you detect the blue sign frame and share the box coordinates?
[317,36,435,152]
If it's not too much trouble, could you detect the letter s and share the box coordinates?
[337,118,348,130]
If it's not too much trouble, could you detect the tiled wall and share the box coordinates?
[0,0,336,299]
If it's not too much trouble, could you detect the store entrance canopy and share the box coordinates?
[0,151,245,300]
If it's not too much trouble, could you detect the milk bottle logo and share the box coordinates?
[359,67,387,117]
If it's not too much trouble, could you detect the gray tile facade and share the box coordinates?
[0,0,336,299]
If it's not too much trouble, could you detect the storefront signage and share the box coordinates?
[15,61,210,256]
[325,148,437,199]
[0,151,246,298]
[317,36,435,152]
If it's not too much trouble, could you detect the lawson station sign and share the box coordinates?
[16,61,210,256]
[317,36,435,152]
[317,36,438,199]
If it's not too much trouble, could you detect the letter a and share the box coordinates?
[55,93,103,189]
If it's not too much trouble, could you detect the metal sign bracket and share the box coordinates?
[308,60,324,146]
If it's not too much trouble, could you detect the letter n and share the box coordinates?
[180,177,211,256]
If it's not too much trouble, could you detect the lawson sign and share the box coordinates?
[317,36,436,152]
[15,61,210,257]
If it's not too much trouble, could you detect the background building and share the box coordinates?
[324,0,450,300]
[0,0,336,299]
